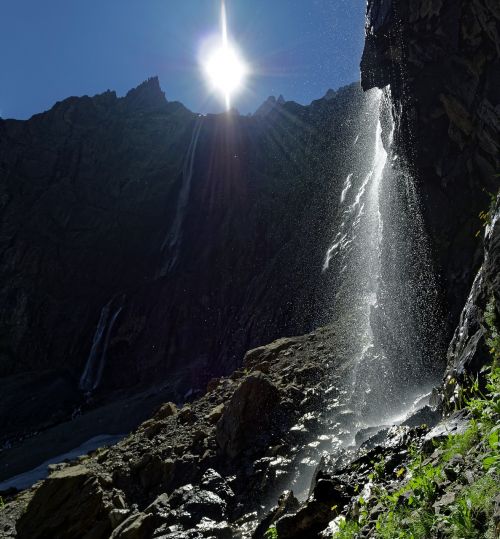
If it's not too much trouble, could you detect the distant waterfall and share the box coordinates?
[159,117,203,275]
[79,298,124,394]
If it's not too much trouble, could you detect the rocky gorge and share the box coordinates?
[0,0,499,538]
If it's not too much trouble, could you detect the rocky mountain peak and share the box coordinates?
[254,94,286,116]
[323,88,337,100]
[122,76,167,111]
[254,95,277,116]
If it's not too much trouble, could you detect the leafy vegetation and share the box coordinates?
[333,298,500,539]
[476,188,499,236]
[264,525,279,539]
[485,296,500,364]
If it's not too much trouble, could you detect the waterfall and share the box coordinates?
[79,298,124,394]
[269,87,443,505]
[323,86,443,422]
[254,87,445,517]
[341,112,391,414]
[159,116,203,275]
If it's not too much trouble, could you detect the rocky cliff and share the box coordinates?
[443,193,499,408]
[361,0,500,325]
[0,79,368,453]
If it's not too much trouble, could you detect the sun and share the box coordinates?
[204,44,247,110]
[202,0,248,111]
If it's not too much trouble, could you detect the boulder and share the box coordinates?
[155,402,178,420]
[168,484,227,524]
[216,373,280,458]
[206,404,225,424]
[276,499,333,539]
[178,406,197,425]
[200,469,234,501]
[196,518,232,538]
[16,465,111,539]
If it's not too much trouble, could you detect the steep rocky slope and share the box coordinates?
[0,327,358,538]
[0,80,367,450]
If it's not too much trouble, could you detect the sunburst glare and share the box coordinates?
[202,0,248,111]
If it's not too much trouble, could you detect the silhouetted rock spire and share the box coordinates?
[123,76,167,111]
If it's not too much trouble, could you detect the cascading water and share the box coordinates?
[260,87,444,510]
[322,86,443,424]
[79,297,124,394]
[159,116,203,275]
[322,88,393,422]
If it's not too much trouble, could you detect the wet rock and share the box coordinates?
[313,477,355,507]
[276,498,334,539]
[109,509,132,529]
[200,469,234,501]
[110,512,155,539]
[145,493,171,521]
[195,518,232,538]
[355,426,389,447]
[401,405,441,429]
[443,454,465,482]
[423,411,470,451]
[433,491,456,514]
[216,373,280,458]
[294,365,322,384]
[253,491,300,538]
[168,484,227,523]
[444,196,500,408]
[16,465,111,539]
[243,337,304,368]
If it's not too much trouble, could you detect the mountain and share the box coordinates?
[0,1,498,537]
[0,79,369,454]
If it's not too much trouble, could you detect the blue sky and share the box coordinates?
[0,0,366,119]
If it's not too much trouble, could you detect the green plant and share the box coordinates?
[445,475,498,538]
[476,188,498,236]
[333,517,361,539]
[368,455,386,482]
[442,420,480,462]
[484,296,500,364]
[264,525,278,539]
[333,366,500,539]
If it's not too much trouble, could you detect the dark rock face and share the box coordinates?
[216,373,280,458]
[361,0,500,325]
[442,195,499,408]
[0,79,368,441]
[16,465,112,539]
